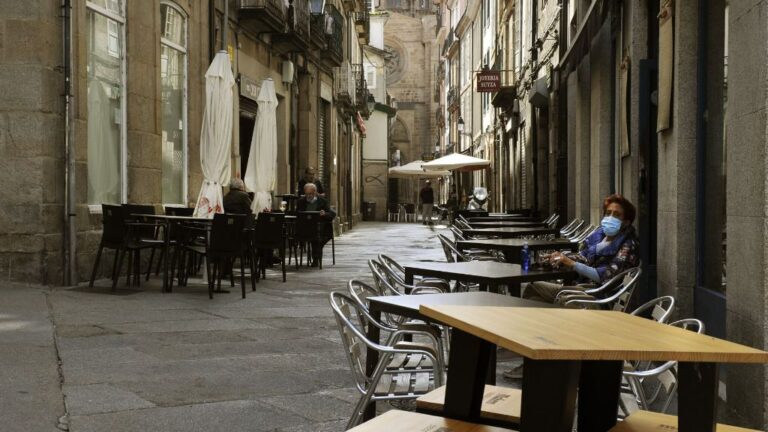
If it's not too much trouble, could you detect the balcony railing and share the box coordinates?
[324,4,344,66]
[352,63,371,117]
[239,0,311,53]
[310,13,327,49]
[447,86,458,109]
[334,61,356,110]
[238,0,286,34]
[354,8,370,43]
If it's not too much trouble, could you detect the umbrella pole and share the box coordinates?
[221,0,228,51]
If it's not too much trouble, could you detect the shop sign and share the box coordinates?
[239,74,260,102]
[476,70,500,92]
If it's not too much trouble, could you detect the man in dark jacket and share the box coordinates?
[223,178,252,214]
[296,183,335,266]
[419,180,435,225]
[297,167,325,197]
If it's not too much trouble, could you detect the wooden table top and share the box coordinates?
[468,221,548,228]
[348,410,513,432]
[418,306,768,363]
[610,410,759,432]
[368,291,550,321]
[404,261,576,284]
[463,227,559,237]
[457,238,577,251]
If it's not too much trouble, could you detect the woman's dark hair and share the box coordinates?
[603,194,636,223]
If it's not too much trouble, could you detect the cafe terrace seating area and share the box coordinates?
[330,210,768,432]
[89,203,336,298]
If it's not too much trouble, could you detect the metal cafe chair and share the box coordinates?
[378,254,450,292]
[252,212,287,282]
[329,291,444,429]
[89,204,159,291]
[559,267,643,312]
[619,319,705,417]
[387,203,401,222]
[179,213,252,299]
[347,279,446,367]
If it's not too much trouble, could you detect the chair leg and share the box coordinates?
[332,238,335,265]
[216,261,223,292]
[240,256,246,299]
[89,244,104,287]
[125,251,133,286]
[250,251,257,292]
[154,247,165,276]
[281,246,286,282]
[112,249,126,291]
[206,259,214,299]
[134,250,141,287]
[229,258,235,287]
[146,247,156,281]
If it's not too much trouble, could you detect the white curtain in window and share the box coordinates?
[87,80,120,203]
[194,52,234,218]
[244,78,278,214]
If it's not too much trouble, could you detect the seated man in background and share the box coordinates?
[223,178,252,214]
[522,193,640,304]
[296,183,336,267]
[297,167,325,197]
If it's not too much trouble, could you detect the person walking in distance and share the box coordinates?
[419,180,435,225]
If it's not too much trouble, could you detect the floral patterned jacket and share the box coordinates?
[567,225,640,284]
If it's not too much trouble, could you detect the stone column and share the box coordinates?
[725,0,768,428]
[588,20,613,223]
[655,0,699,318]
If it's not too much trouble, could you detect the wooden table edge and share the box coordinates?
[418,305,768,363]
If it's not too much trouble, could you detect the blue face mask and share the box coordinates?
[601,216,623,236]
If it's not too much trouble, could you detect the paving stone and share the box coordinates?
[63,384,156,416]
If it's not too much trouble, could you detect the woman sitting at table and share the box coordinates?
[522,194,640,304]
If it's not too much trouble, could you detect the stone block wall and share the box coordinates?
[0,0,65,284]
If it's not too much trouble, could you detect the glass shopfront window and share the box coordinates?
[86,1,125,204]
[160,3,188,204]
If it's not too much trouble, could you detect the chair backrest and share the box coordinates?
[101,204,127,245]
[437,234,466,263]
[449,226,466,241]
[404,203,415,214]
[122,203,157,239]
[253,212,285,247]
[368,259,401,296]
[543,213,556,224]
[294,211,321,241]
[631,296,676,324]
[547,214,560,229]
[209,213,247,253]
[561,219,584,236]
[607,267,642,312]
[329,291,376,390]
[387,203,400,214]
[378,254,406,283]
[165,206,194,216]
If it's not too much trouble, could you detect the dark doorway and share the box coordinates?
[239,112,256,178]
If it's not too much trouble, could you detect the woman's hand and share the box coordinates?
[550,251,575,268]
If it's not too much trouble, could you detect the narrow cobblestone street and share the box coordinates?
[1,222,482,432]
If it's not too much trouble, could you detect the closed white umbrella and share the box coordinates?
[422,153,491,172]
[244,78,278,213]
[194,51,234,218]
[388,160,449,178]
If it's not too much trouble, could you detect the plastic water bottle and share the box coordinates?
[521,242,530,272]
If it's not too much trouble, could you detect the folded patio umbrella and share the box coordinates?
[244,78,278,214]
[194,51,234,218]
[388,160,450,178]
[422,153,491,172]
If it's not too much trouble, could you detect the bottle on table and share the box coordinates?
[521,242,530,272]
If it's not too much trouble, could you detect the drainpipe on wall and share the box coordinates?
[62,0,77,286]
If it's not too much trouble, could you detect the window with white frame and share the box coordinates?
[160,2,188,204]
[86,0,125,205]
[364,62,377,89]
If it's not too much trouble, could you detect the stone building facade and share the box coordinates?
[432,0,768,428]
[380,1,440,207]
[0,0,372,286]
